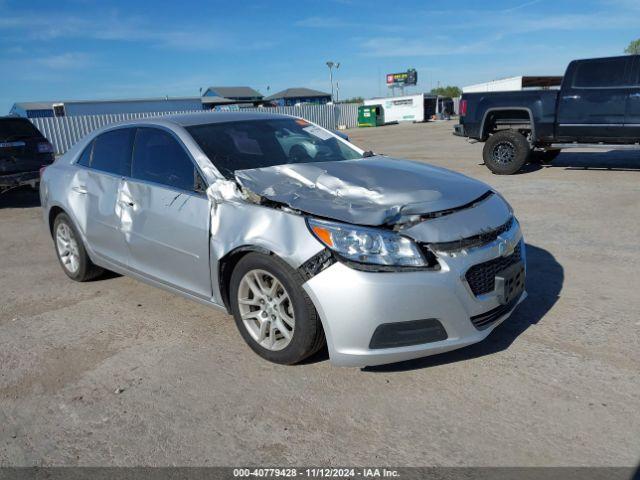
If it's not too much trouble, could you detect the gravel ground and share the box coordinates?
[0,120,638,467]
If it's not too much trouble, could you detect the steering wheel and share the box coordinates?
[289,144,312,163]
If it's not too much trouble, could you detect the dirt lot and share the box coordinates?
[1,121,639,467]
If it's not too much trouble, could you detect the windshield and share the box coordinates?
[0,119,43,142]
[187,118,362,179]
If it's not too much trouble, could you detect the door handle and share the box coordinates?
[562,95,580,100]
[72,185,87,194]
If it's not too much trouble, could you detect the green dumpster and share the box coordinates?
[358,105,384,127]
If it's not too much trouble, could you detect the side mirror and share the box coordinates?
[194,171,207,194]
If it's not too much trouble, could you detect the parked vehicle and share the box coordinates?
[41,112,526,367]
[0,117,54,193]
[454,54,640,174]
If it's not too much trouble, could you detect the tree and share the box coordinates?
[430,86,462,98]
[625,39,640,55]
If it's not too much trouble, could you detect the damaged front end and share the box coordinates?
[230,156,515,269]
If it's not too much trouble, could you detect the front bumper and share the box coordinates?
[0,170,40,190]
[303,225,526,367]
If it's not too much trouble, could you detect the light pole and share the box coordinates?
[326,61,340,102]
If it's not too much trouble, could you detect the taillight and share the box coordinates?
[459,99,467,117]
[37,141,53,153]
[39,166,47,178]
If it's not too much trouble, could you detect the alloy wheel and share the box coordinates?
[237,269,295,351]
[492,141,516,165]
[56,222,80,274]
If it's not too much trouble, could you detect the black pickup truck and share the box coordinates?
[454,54,640,174]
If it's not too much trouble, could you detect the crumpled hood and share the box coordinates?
[234,156,491,226]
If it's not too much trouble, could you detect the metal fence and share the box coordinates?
[29,104,361,155]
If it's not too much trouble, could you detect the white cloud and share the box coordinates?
[502,0,543,12]
[295,16,357,28]
[295,16,400,32]
[0,9,272,52]
[36,52,93,70]
[358,35,504,57]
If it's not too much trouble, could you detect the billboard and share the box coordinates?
[386,69,418,86]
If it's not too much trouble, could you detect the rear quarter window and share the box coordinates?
[572,57,632,88]
[76,142,93,167]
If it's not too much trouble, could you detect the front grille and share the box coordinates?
[465,243,522,296]
[470,298,519,330]
[430,217,514,252]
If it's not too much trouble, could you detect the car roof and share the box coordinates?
[0,116,33,121]
[154,111,294,127]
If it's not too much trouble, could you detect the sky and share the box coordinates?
[0,0,638,113]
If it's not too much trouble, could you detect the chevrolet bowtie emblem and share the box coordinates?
[497,236,515,257]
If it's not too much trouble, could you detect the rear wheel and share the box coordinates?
[483,130,531,175]
[229,252,325,365]
[53,213,103,281]
[530,149,561,164]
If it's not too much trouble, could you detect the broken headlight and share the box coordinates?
[307,218,427,268]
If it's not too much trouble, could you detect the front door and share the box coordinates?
[557,56,635,141]
[123,127,212,299]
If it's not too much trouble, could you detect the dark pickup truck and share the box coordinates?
[454,54,640,174]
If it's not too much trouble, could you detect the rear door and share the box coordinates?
[123,127,211,298]
[73,128,134,266]
[557,57,635,141]
[624,55,640,140]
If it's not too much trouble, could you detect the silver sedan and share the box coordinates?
[40,112,526,367]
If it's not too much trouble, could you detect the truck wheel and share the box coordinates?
[530,149,561,164]
[483,130,531,175]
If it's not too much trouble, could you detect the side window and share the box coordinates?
[91,129,134,176]
[132,128,197,192]
[572,57,631,88]
[77,142,93,167]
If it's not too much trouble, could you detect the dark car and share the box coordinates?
[0,117,54,193]
[454,54,640,174]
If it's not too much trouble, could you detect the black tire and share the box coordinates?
[530,149,561,164]
[229,252,325,365]
[53,212,103,282]
[483,130,531,175]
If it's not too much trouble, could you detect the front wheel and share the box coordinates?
[229,252,325,365]
[482,130,531,175]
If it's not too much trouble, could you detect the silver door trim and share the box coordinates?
[557,123,625,127]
